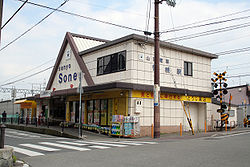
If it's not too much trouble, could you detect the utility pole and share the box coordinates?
[154,0,160,139]
[78,71,84,138]
[0,0,3,45]
[153,0,176,138]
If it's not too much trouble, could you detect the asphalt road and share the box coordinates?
[5,128,250,167]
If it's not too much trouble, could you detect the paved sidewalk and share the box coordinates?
[5,123,250,141]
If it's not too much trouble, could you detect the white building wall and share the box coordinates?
[82,40,211,93]
[128,95,209,132]
[50,44,87,91]
[82,41,133,84]
[207,103,237,130]
[0,101,20,116]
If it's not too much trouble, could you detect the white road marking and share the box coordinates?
[88,145,110,149]
[20,144,60,152]
[6,131,40,138]
[5,134,25,139]
[76,141,128,147]
[56,141,88,146]
[121,141,158,145]
[39,142,91,151]
[6,145,44,157]
[95,140,143,146]
[214,131,250,139]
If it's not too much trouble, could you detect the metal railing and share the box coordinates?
[0,116,51,127]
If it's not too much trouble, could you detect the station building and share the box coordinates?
[35,32,218,136]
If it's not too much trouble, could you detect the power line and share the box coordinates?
[1,0,28,29]
[161,14,250,34]
[70,0,147,18]
[216,46,250,56]
[1,58,55,84]
[164,21,250,42]
[162,7,250,32]
[213,65,250,71]
[0,0,69,52]
[227,74,250,78]
[1,66,53,86]
[16,0,144,33]
[228,65,250,71]
[212,61,250,69]
[197,31,250,48]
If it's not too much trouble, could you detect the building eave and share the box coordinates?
[48,82,213,98]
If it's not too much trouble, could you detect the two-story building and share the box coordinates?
[36,32,218,136]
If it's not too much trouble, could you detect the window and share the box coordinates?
[184,61,193,76]
[103,56,111,74]
[119,52,126,70]
[97,58,103,75]
[66,50,71,60]
[97,51,126,75]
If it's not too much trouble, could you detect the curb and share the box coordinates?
[6,124,79,139]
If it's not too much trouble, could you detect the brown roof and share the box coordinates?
[46,32,100,90]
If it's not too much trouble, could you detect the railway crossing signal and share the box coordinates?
[211,71,229,130]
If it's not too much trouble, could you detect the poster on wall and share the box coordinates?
[88,113,93,124]
[94,100,100,125]
[123,116,140,137]
[111,115,124,136]
[94,111,99,125]
[71,112,75,122]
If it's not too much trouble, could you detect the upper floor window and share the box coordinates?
[97,51,126,75]
[184,61,193,76]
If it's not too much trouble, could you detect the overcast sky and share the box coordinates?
[1,0,250,100]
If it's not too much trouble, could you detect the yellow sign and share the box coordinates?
[21,102,33,108]
[132,90,211,103]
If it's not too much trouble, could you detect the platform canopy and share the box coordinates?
[14,99,36,108]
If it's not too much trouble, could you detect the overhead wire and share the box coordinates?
[161,7,250,32]
[216,46,250,56]
[1,58,55,84]
[227,74,250,78]
[0,0,69,52]
[226,65,250,71]
[168,7,177,38]
[70,0,147,18]
[196,31,250,48]
[1,0,28,30]
[161,14,250,34]
[0,66,54,86]
[15,0,144,33]
[212,61,250,69]
[164,21,250,42]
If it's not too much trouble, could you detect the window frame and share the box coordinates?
[97,51,126,76]
[184,61,193,76]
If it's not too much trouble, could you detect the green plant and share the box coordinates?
[12,155,17,163]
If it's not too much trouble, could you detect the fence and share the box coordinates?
[0,116,55,127]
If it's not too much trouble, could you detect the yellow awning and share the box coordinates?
[14,99,34,104]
